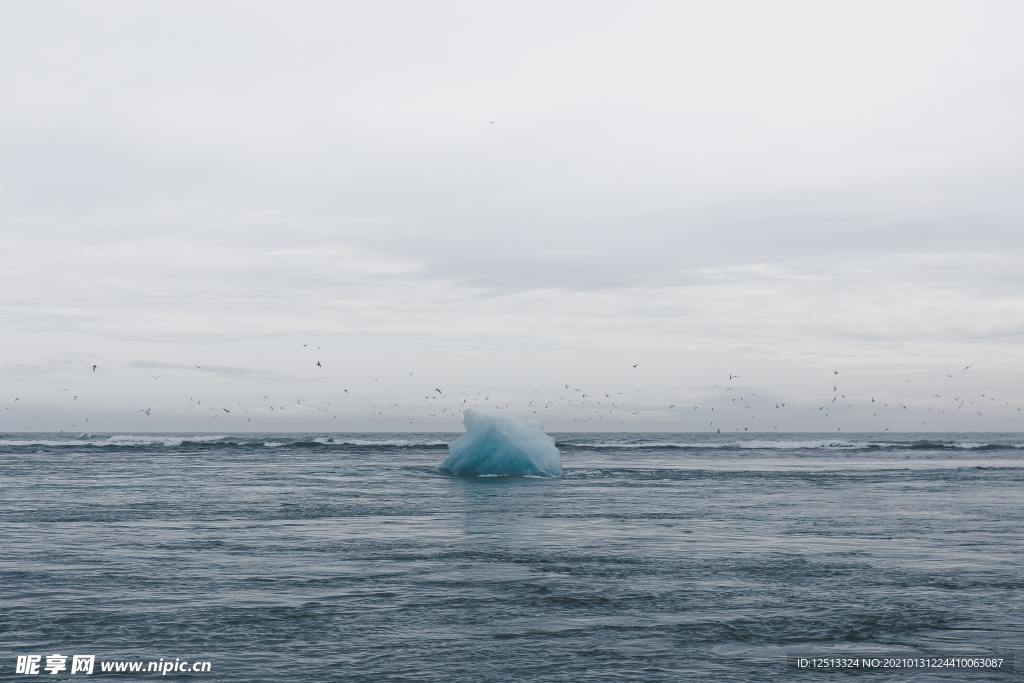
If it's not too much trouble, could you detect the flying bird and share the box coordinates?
[91,364,98,373]
[316,361,322,368]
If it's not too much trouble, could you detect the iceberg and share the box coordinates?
[441,409,563,477]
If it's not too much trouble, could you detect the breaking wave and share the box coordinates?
[0,435,450,451]
[555,439,1024,452]
[1,434,1021,454]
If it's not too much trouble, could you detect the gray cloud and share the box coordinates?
[2,1,1023,430]
[127,360,297,380]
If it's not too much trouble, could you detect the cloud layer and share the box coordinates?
[2,1,1023,431]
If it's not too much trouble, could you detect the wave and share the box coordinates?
[310,437,448,448]
[2,434,1022,453]
[0,435,450,450]
[556,439,1024,452]
[0,435,228,448]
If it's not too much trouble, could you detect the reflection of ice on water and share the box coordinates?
[440,409,563,477]
[441,465,566,594]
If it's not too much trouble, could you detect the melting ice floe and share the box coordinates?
[440,409,563,477]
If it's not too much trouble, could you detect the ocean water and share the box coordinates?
[1,432,1021,681]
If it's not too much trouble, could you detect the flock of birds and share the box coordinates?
[2,351,1019,433]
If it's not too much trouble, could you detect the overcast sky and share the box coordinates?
[2,1,1023,432]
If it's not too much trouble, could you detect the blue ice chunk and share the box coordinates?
[441,409,563,477]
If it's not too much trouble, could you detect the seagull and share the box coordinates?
[632,362,639,368]
[139,407,151,416]
[962,364,972,373]
[434,388,443,395]
[222,408,230,413]
[729,374,740,380]
[316,361,322,368]
[833,369,839,375]
[91,364,98,373]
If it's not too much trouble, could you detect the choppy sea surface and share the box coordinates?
[1,432,1021,681]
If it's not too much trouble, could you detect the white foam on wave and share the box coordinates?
[0,439,95,447]
[313,437,448,447]
[0,434,229,447]
[561,439,1023,451]
[561,439,871,450]
[735,439,873,450]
